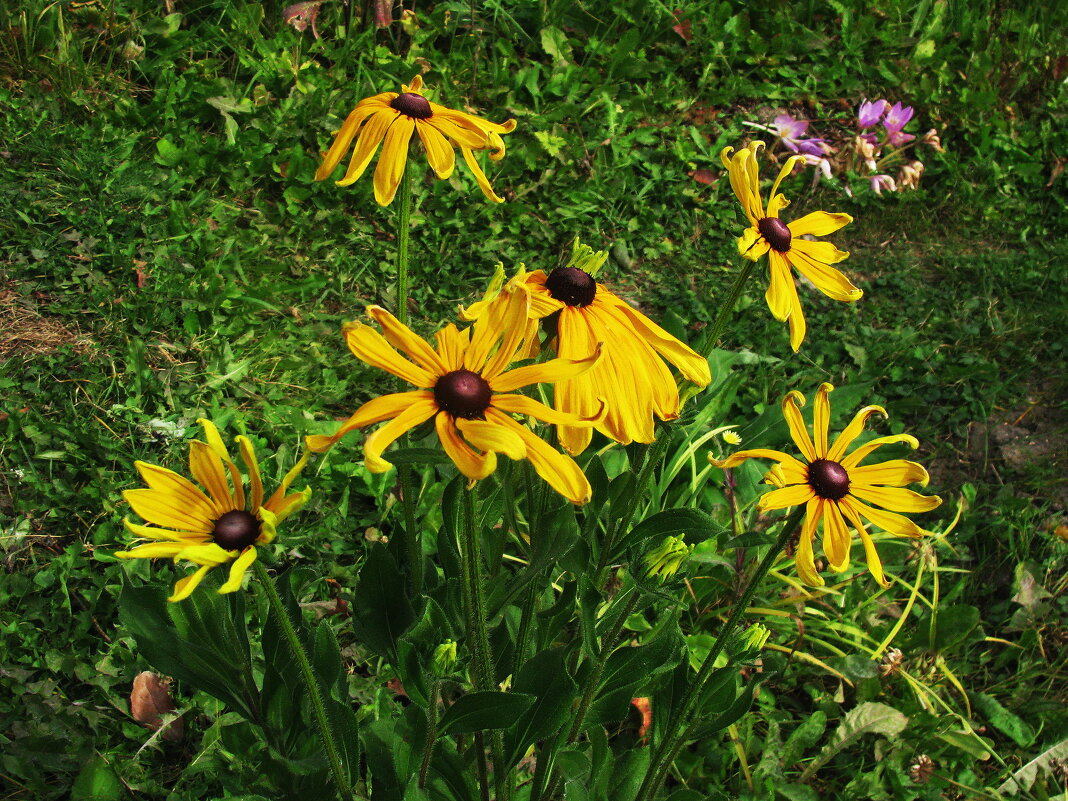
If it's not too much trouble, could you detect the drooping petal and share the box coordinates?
[788,210,853,237]
[785,274,807,352]
[839,502,890,588]
[769,154,804,202]
[415,120,456,179]
[849,459,930,488]
[794,498,825,586]
[264,450,312,514]
[781,391,817,463]
[822,503,852,572]
[372,115,416,205]
[813,382,833,458]
[738,226,770,261]
[600,294,711,387]
[168,565,214,602]
[765,250,795,322]
[435,324,468,372]
[436,412,496,481]
[122,518,196,542]
[461,146,505,203]
[115,541,190,559]
[305,391,433,452]
[759,483,815,510]
[363,400,439,472]
[849,485,942,513]
[337,108,398,187]
[423,111,500,150]
[343,321,436,387]
[175,542,235,565]
[218,547,258,593]
[489,345,602,393]
[315,98,391,180]
[485,409,591,504]
[788,243,862,303]
[827,405,887,462]
[455,418,526,460]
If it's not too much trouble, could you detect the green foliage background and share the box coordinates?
[0,0,1065,798]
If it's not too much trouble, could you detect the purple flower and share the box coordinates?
[794,138,830,157]
[883,102,915,130]
[773,113,808,141]
[858,99,888,128]
[886,129,915,147]
[869,174,896,195]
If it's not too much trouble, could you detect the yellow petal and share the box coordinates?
[372,115,416,205]
[486,409,591,504]
[415,120,456,179]
[423,111,497,149]
[218,547,258,594]
[841,434,920,470]
[759,483,814,510]
[337,108,397,187]
[839,503,889,588]
[822,503,852,572]
[738,226,770,261]
[781,391,817,463]
[264,449,312,514]
[765,250,795,322]
[115,541,189,559]
[363,399,439,472]
[366,306,448,376]
[849,485,942,514]
[315,99,389,181]
[305,390,433,453]
[122,517,198,542]
[344,320,437,387]
[123,488,214,534]
[492,393,603,428]
[785,274,807,352]
[188,440,235,516]
[600,293,711,387]
[435,323,468,371]
[826,405,887,462]
[235,436,263,511]
[788,243,862,303]
[461,146,505,203]
[175,542,235,565]
[709,448,806,480]
[769,155,804,205]
[168,565,214,602]
[850,459,930,488]
[436,412,497,481]
[455,418,526,460]
[845,498,930,538]
[788,237,850,266]
[196,418,245,509]
[489,343,602,393]
[813,382,833,458]
[788,211,853,237]
[794,498,825,587]
[480,290,532,380]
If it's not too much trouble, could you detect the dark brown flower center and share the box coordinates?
[434,369,492,420]
[391,92,432,119]
[757,216,793,252]
[545,267,597,307]
[807,458,850,501]
[213,510,261,551]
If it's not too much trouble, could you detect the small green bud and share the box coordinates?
[432,640,458,675]
[741,624,770,652]
[644,534,694,582]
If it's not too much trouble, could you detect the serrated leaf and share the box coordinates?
[800,702,907,780]
[971,692,1035,747]
[998,737,1068,795]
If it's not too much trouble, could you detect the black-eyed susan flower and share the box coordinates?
[306,291,602,504]
[710,383,941,588]
[116,420,311,602]
[315,74,516,205]
[722,141,860,352]
[462,242,711,455]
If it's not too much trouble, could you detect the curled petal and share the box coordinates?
[363,400,439,472]
[822,503,852,572]
[337,109,397,187]
[782,391,817,462]
[489,344,602,393]
[486,409,591,504]
[366,305,449,376]
[839,502,890,588]
[169,565,214,602]
[795,498,826,587]
[416,121,456,179]
[813,382,833,457]
[436,413,496,481]
[492,393,604,428]
[841,434,920,470]
[827,405,887,462]
[455,418,526,461]
[461,147,505,203]
[372,115,417,206]
[344,321,437,387]
[305,391,433,453]
[218,547,258,594]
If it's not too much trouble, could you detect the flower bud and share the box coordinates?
[921,128,944,152]
[741,623,770,652]
[870,174,897,195]
[722,430,742,446]
[897,160,925,190]
[644,535,694,582]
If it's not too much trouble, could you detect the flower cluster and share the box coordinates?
[745,98,943,196]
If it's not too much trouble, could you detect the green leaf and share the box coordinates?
[504,648,578,766]
[781,710,827,767]
[539,26,573,64]
[998,737,1068,795]
[800,702,908,780]
[617,508,722,559]
[438,691,536,736]
[71,753,122,801]
[970,692,1035,747]
[352,544,416,665]
[607,747,650,801]
[155,137,182,167]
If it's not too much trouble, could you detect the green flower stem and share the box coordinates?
[460,486,509,800]
[252,560,355,801]
[418,678,442,789]
[635,505,805,801]
[696,258,758,360]
[393,159,423,595]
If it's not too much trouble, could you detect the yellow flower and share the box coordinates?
[722,141,860,352]
[315,74,517,205]
[306,291,603,504]
[710,383,941,588]
[116,420,311,602]
[463,243,711,455]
